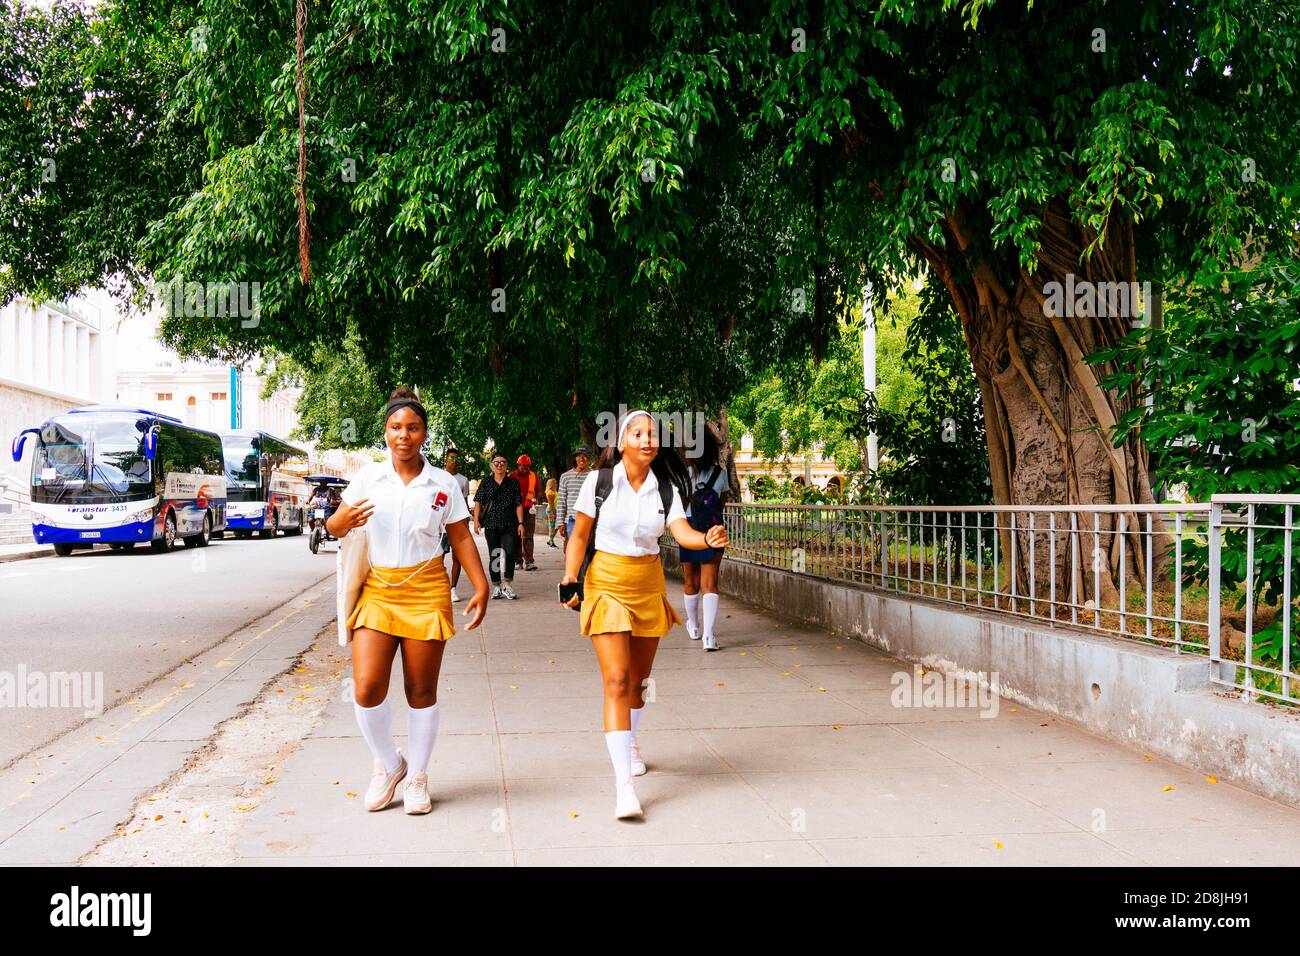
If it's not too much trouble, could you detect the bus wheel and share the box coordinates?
[53,543,73,557]
[151,513,177,553]
[185,513,212,548]
[196,513,212,547]
[259,511,278,539]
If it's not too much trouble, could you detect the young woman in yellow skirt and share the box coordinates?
[559,410,728,819]
[327,388,489,814]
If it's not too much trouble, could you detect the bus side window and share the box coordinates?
[205,435,222,477]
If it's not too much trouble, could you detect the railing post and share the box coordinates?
[1207,501,1223,663]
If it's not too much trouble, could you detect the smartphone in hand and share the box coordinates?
[557,581,582,609]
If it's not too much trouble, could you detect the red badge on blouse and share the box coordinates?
[432,491,448,511]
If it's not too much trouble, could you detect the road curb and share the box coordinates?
[0,576,338,865]
[0,547,51,565]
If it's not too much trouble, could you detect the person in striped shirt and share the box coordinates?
[556,442,592,550]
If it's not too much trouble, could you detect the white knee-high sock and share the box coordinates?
[684,592,701,630]
[354,700,402,773]
[605,730,633,785]
[406,703,441,773]
[702,593,720,638]
[630,706,644,741]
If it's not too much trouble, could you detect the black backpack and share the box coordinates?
[571,466,674,610]
[688,464,725,531]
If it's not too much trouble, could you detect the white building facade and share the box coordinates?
[0,297,119,537]
[0,294,330,545]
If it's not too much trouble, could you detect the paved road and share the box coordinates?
[70,535,1300,867]
[0,533,335,767]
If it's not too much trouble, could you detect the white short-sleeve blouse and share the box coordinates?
[575,462,686,556]
[341,455,470,567]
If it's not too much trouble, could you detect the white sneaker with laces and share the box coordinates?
[687,623,700,640]
[450,587,461,603]
[364,751,407,812]
[403,771,432,815]
[630,739,646,777]
[502,584,518,600]
[615,780,643,819]
[703,633,718,652]
[491,585,503,600]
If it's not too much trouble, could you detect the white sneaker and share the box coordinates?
[630,739,646,777]
[687,623,700,640]
[450,587,461,603]
[403,771,432,815]
[703,633,718,652]
[615,780,643,819]
[491,586,503,600]
[364,751,407,811]
[502,584,518,600]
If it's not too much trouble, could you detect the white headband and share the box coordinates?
[617,410,654,450]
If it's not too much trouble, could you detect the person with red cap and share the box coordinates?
[509,454,542,571]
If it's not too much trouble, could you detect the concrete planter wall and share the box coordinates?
[663,547,1300,807]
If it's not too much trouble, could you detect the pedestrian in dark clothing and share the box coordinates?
[473,452,524,599]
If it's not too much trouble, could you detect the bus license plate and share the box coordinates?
[82,531,101,539]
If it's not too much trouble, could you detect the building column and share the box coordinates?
[0,304,16,378]
[16,302,33,380]
[51,316,64,390]
[34,308,49,387]
[76,325,90,395]
[63,320,77,392]
[88,330,101,398]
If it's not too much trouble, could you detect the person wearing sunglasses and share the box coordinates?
[472,452,524,599]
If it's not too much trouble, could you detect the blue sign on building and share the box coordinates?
[230,366,243,429]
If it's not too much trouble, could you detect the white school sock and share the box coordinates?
[354,700,402,773]
[604,730,633,785]
[630,706,644,741]
[683,592,701,631]
[702,593,720,639]
[406,702,441,773]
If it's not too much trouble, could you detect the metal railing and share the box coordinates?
[709,495,1300,707]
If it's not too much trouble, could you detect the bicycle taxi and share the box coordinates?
[304,475,349,554]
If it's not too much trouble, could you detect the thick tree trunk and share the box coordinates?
[913,200,1169,610]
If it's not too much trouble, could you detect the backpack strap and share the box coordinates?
[704,464,722,492]
[658,472,674,519]
[584,468,615,559]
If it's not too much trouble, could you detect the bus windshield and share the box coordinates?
[33,414,153,501]
[223,438,263,502]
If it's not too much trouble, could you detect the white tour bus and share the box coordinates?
[219,430,311,538]
[12,405,228,555]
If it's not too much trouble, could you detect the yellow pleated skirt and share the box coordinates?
[581,551,683,638]
[347,560,455,642]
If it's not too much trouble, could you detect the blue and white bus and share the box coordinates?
[220,430,310,538]
[11,405,228,555]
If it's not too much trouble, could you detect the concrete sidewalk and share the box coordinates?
[0,543,51,564]
[0,578,337,864]
[77,534,1300,867]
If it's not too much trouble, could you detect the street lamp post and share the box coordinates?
[862,282,879,473]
